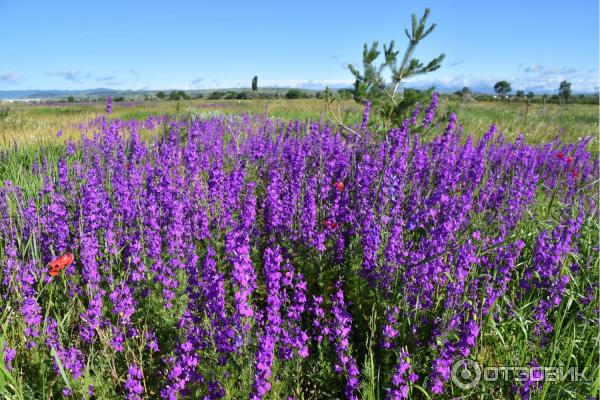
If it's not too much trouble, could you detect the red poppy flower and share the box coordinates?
[334,181,344,192]
[566,156,573,163]
[556,152,564,160]
[48,253,74,276]
[321,219,337,230]
[571,170,579,178]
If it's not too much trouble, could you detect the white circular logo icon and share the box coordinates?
[451,359,481,390]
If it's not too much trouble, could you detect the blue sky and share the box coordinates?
[0,0,598,93]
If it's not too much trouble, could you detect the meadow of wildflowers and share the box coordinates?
[0,94,597,399]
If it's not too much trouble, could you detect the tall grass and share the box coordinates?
[1,98,596,151]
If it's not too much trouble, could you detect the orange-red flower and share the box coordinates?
[48,253,74,276]
[556,152,564,160]
[334,181,344,192]
[571,169,579,178]
[566,156,573,164]
[322,219,337,230]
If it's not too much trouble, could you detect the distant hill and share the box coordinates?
[0,87,323,100]
[1,85,597,100]
[0,88,131,100]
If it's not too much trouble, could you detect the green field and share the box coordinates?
[1,98,597,150]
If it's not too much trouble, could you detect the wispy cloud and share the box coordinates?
[126,69,140,84]
[95,75,116,82]
[297,80,351,90]
[258,79,353,90]
[189,77,205,89]
[542,66,577,75]
[409,70,598,93]
[449,60,465,67]
[0,71,23,86]
[524,65,578,75]
[524,64,544,73]
[47,70,91,82]
[95,75,123,86]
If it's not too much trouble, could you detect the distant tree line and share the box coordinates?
[42,78,599,105]
[460,92,598,105]
[480,79,596,104]
[204,89,329,100]
[156,91,196,100]
[44,89,348,104]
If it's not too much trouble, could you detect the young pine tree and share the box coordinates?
[348,8,445,128]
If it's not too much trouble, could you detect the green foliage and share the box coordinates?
[156,91,166,99]
[67,96,75,103]
[223,91,239,100]
[208,91,224,100]
[0,107,10,122]
[559,80,572,104]
[454,86,472,102]
[336,88,355,100]
[516,90,525,98]
[348,8,445,127]
[251,76,258,91]
[169,90,190,101]
[237,91,267,100]
[285,89,308,99]
[494,81,512,96]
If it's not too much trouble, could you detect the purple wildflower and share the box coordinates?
[125,363,144,400]
[422,91,438,128]
[3,347,16,371]
[361,100,372,130]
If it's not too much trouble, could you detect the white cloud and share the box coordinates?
[47,70,91,82]
[0,71,23,86]
[524,65,579,75]
[405,61,597,93]
[146,79,354,91]
[408,71,598,93]
[524,64,544,73]
[191,77,205,88]
[541,66,577,75]
[260,79,353,89]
